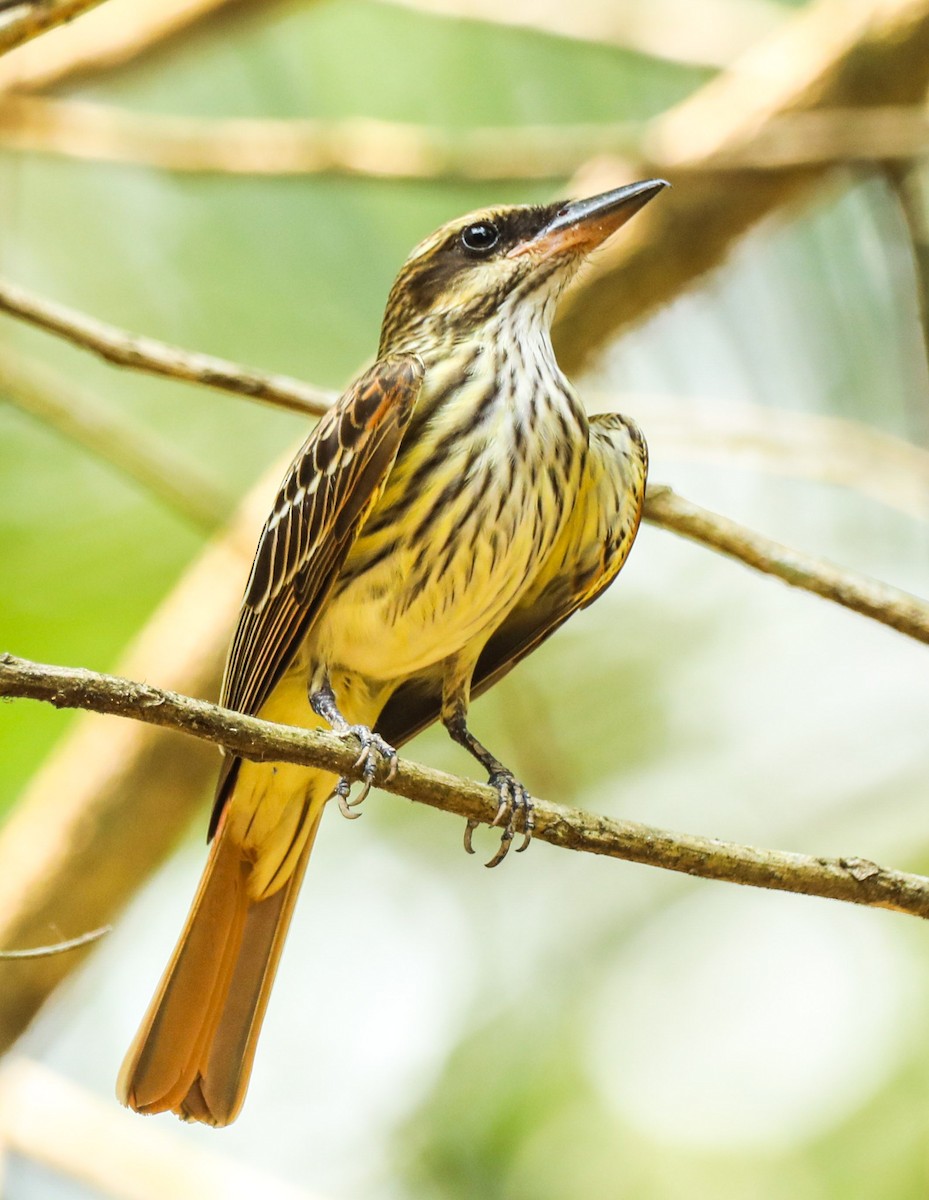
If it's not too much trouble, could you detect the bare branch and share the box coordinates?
[2,651,928,919]
[644,485,929,645]
[0,927,110,960]
[0,0,254,92]
[0,0,109,57]
[0,277,334,418]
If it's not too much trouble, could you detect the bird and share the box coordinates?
[117,177,667,1126]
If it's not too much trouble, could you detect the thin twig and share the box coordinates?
[0,0,251,92]
[644,485,929,645]
[2,652,928,918]
[0,277,335,418]
[0,0,109,56]
[0,926,110,959]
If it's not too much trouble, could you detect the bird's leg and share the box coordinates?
[309,676,398,817]
[441,684,534,868]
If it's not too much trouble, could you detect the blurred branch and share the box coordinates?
[0,0,109,57]
[636,396,929,521]
[0,96,639,179]
[555,0,929,373]
[3,651,929,918]
[0,1058,325,1200]
[0,277,335,417]
[887,161,929,377]
[6,97,929,179]
[0,0,253,92]
[644,486,929,644]
[382,0,784,69]
[1,351,231,532]
[0,926,109,959]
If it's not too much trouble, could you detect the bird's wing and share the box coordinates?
[221,355,422,720]
[375,413,647,749]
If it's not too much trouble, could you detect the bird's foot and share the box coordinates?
[332,725,398,817]
[464,769,535,868]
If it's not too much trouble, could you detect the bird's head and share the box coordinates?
[378,178,668,357]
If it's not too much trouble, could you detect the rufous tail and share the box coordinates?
[117,805,321,1127]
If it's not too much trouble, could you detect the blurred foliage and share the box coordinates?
[3,1,929,1198]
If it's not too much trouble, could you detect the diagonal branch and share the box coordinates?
[554,0,929,372]
[0,0,110,56]
[0,277,334,418]
[643,486,929,646]
[2,651,929,919]
[0,0,265,92]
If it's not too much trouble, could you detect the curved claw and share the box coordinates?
[480,770,534,868]
[337,724,398,812]
[463,818,478,855]
[516,802,535,853]
[335,778,362,820]
[348,779,374,808]
[485,826,516,868]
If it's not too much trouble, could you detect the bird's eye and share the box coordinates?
[460,221,500,255]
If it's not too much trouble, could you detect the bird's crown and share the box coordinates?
[378,179,668,356]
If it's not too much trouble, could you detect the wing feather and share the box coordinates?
[222,355,423,719]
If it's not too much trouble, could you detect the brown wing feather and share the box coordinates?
[375,412,647,749]
[211,355,423,833]
[223,355,423,718]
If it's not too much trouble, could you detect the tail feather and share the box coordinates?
[117,809,321,1127]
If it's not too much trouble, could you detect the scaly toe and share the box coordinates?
[482,771,534,867]
[516,798,535,853]
[339,725,398,809]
